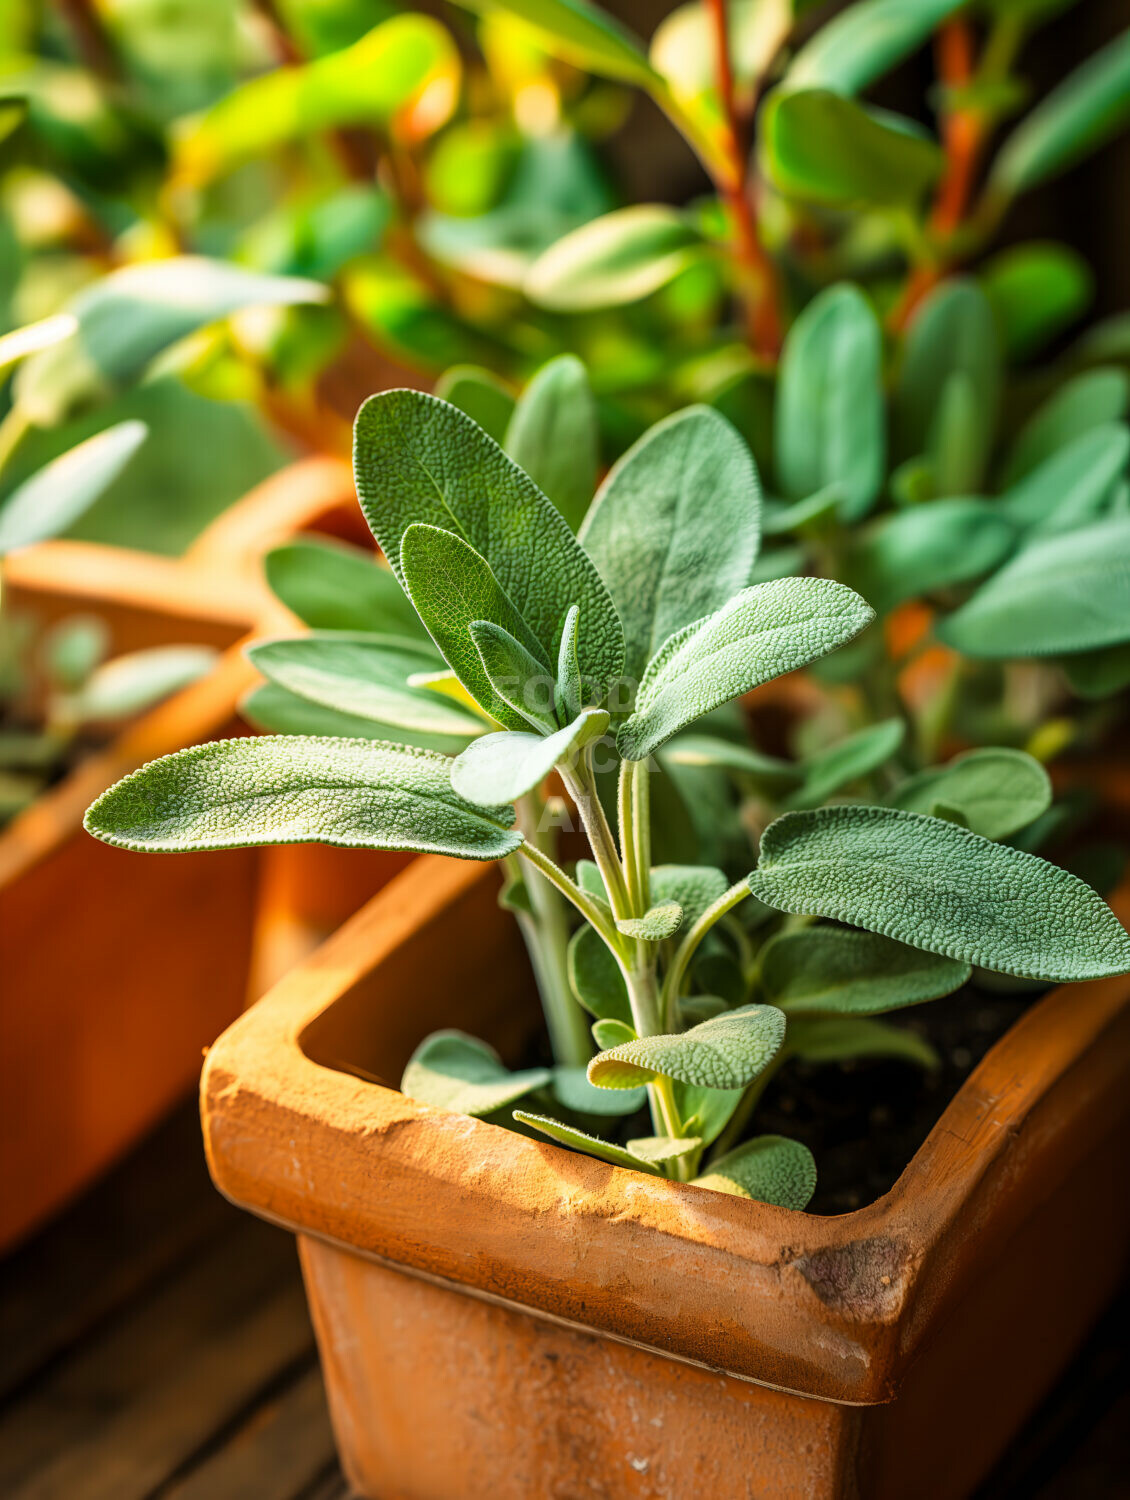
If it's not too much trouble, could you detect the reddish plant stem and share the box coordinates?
[705,0,781,359]
[890,16,985,330]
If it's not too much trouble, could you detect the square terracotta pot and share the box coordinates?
[202,854,1130,1500]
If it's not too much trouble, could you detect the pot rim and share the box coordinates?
[200,852,1130,1407]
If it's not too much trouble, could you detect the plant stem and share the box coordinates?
[660,879,753,1030]
[704,0,781,358]
[560,753,632,921]
[618,758,652,916]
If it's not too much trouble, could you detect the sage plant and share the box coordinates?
[86,392,1130,1207]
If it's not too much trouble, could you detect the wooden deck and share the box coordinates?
[0,1097,1125,1500]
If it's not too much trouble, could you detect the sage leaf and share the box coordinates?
[761,89,944,209]
[402,1031,550,1117]
[615,902,683,941]
[787,718,905,809]
[587,1005,786,1090]
[354,390,623,698]
[555,605,583,723]
[938,516,1130,657]
[784,0,965,96]
[887,747,1052,840]
[525,206,704,311]
[0,421,147,554]
[513,1112,662,1173]
[693,1135,816,1209]
[63,646,217,722]
[627,1135,703,1166]
[786,1016,938,1069]
[759,927,969,1016]
[401,523,552,729]
[842,499,1016,615]
[568,924,632,1025]
[675,1082,745,1147]
[264,536,427,640]
[999,424,1129,537]
[470,619,558,733]
[84,737,522,859]
[650,864,729,930]
[450,709,609,807]
[617,578,874,762]
[748,806,1130,981]
[504,355,597,533]
[664,734,801,795]
[982,243,1093,364]
[580,405,761,681]
[551,1067,646,1116]
[989,28,1130,200]
[1002,368,1128,487]
[247,633,484,738]
[433,365,516,444]
[592,1019,635,1049]
[449,0,659,87]
[1062,641,1130,699]
[241,682,458,747]
[775,285,884,522]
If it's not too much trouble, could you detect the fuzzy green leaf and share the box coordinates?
[504,356,598,533]
[354,391,623,702]
[568,923,632,1024]
[748,806,1130,982]
[525,206,703,311]
[617,578,874,762]
[999,424,1129,536]
[0,421,147,555]
[650,864,730,930]
[588,1005,786,1090]
[887,747,1052,840]
[616,902,683,941]
[784,0,965,96]
[627,1135,703,1166]
[469,619,557,733]
[664,735,801,794]
[938,516,1130,657]
[990,29,1130,199]
[775,285,885,522]
[580,406,761,681]
[1003,369,1128,486]
[551,1066,647,1116]
[402,1031,550,1117]
[761,89,944,209]
[450,709,609,807]
[787,718,905,809]
[759,927,969,1015]
[264,536,427,639]
[843,499,1016,615]
[513,1111,661,1173]
[84,737,522,859]
[786,1015,939,1069]
[693,1135,816,1208]
[247,633,484,739]
[554,605,583,724]
[592,1018,635,1049]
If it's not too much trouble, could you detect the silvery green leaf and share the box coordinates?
[353,390,623,699]
[401,523,552,730]
[617,578,874,762]
[748,806,1130,982]
[513,1111,661,1173]
[433,364,515,444]
[264,536,428,639]
[587,1005,786,1090]
[694,1135,816,1208]
[450,709,609,807]
[568,923,632,1025]
[938,517,1130,657]
[759,927,969,1015]
[241,683,462,751]
[0,421,147,554]
[470,619,558,733]
[579,406,760,682]
[775,285,884,522]
[627,1135,703,1166]
[84,737,522,859]
[842,499,1016,615]
[1002,368,1129,486]
[786,718,905,809]
[786,1015,938,1069]
[555,605,583,723]
[64,646,218,722]
[664,734,801,795]
[615,902,683,941]
[504,355,597,532]
[402,1031,550,1117]
[650,864,729,930]
[887,747,1051,840]
[783,0,964,96]
[592,1018,635,1049]
[247,633,484,738]
[551,1066,647,1116]
[1000,424,1129,536]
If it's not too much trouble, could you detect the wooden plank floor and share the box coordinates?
[1,1096,1125,1500]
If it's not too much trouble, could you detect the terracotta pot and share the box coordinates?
[202,855,1130,1500]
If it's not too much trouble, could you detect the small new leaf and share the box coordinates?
[588,1005,786,1090]
[616,902,683,941]
[450,709,609,807]
[513,1111,662,1173]
[693,1136,816,1209]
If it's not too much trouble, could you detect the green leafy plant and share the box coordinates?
[85,390,1130,1206]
